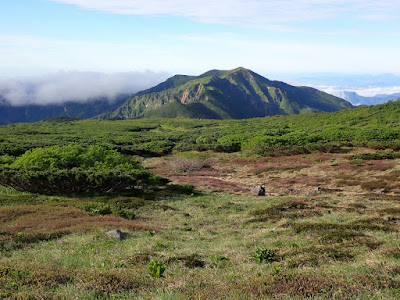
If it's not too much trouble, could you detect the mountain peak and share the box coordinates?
[100,68,352,120]
[198,67,252,79]
[231,66,250,72]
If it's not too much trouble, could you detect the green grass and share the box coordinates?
[1,186,399,299]
[3,98,400,298]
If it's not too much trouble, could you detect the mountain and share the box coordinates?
[334,91,400,106]
[0,95,129,125]
[99,67,353,120]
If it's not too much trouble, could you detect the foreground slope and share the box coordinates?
[100,67,353,120]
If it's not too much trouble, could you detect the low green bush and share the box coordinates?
[0,145,168,195]
[77,202,136,220]
[350,149,400,160]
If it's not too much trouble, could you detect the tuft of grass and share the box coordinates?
[253,248,276,263]
[148,258,166,278]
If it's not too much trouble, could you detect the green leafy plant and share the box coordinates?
[272,264,283,275]
[148,258,166,278]
[146,230,155,236]
[253,248,275,263]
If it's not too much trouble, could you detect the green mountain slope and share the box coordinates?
[99,67,353,120]
[0,95,129,125]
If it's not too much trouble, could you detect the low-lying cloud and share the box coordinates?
[0,71,169,106]
[322,86,400,98]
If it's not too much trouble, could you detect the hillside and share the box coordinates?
[99,67,353,120]
[337,91,400,106]
[0,95,129,125]
[2,99,400,158]
[1,100,400,299]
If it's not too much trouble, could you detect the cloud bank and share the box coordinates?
[48,0,400,28]
[0,71,169,106]
[323,86,400,98]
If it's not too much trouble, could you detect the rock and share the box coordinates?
[105,229,126,240]
[251,185,265,196]
[375,188,386,194]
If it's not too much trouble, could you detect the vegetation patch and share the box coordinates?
[0,204,149,243]
[291,220,394,234]
[245,273,356,298]
[167,157,210,173]
[0,145,168,195]
[350,149,400,160]
[250,199,323,222]
[168,254,205,268]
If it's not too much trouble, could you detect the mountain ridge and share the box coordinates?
[335,91,400,106]
[0,95,129,125]
[100,67,353,120]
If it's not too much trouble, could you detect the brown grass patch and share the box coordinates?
[274,176,328,187]
[330,160,395,172]
[0,204,151,239]
[167,157,210,173]
[250,199,324,223]
[167,175,248,193]
[245,273,357,298]
[381,248,400,259]
[0,263,151,298]
[379,207,400,215]
[246,156,312,175]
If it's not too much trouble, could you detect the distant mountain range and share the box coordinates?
[0,95,129,125]
[99,67,352,120]
[333,91,400,106]
[0,68,354,124]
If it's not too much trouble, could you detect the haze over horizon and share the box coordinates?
[1,0,400,105]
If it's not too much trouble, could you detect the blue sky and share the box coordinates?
[1,0,400,106]
[1,0,400,77]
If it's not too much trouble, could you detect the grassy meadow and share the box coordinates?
[1,102,400,299]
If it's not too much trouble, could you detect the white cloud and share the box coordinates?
[0,71,169,106]
[47,0,400,28]
[0,34,176,76]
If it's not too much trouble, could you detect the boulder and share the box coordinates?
[251,185,265,196]
[105,229,126,240]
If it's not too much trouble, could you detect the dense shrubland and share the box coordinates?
[0,145,167,195]
[1,100,400,159]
